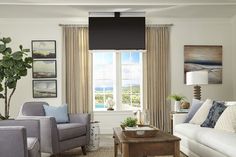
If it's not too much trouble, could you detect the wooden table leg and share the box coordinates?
[122,143,129,157]
[114,140,118,157]
[174,141,180,157]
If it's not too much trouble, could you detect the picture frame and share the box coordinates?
[32,40,56,58]
[184,45,223,84]
[32,60,57,78]
[32,80,57,98]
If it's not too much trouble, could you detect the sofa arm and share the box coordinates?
[17,116,60,154]
[69,113,91,144]
[173,113,187,132]
[0,126,28,157]
[0,119,40,140]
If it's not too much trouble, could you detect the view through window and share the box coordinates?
[93,52,142,111]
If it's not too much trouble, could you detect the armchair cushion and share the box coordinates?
[43,104,69,123]
[27,137,40,157]
[21,101,48,116]
[57,123,86,141]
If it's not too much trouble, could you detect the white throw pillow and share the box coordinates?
[214,105,236,132]
[189,99,213,125]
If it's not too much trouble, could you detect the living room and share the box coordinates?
[0,0,236,157]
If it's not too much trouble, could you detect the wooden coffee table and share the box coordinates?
[113,127,181,157]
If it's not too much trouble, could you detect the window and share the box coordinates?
[93,51,142,111]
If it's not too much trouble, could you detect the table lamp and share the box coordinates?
[186,71,208,100]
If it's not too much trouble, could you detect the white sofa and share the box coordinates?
[173,102,236,157]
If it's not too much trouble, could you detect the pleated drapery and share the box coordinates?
[146,26,171,132]
[63,26,92,114]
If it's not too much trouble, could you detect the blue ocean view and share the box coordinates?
[95,87,113,91]
[95,103,105,108]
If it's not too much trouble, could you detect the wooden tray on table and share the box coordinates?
[121,125,159,138]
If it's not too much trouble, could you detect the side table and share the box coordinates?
[87,121,100,151]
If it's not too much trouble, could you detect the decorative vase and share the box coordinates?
[107,107,114,111]
[180,102,190,109]
[143,109,150,125]
[174,101,181,111]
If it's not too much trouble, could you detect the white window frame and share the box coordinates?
[92,51,143,111]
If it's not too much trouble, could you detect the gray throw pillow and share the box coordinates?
[201,101,226,128]
[184,99,204,123]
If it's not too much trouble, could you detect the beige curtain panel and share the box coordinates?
[146,26,171,132]
[63,26,92,114]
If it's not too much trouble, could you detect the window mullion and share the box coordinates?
[116,51,122,111]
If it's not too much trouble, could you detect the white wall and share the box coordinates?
[94,111,134,134]
[0,20,64,117]
[0,18,235,131]
[170,19,234,102]
[232,16,236,99]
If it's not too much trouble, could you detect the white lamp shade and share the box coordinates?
[186,71,208,85]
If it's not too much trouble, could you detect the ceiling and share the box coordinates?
[1,0,236,18]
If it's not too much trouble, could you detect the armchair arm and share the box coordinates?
[69,113,91,144]
[17,116,60,154]
[0,126,27,157]
[173,113,187,133]
[0,119,40,140]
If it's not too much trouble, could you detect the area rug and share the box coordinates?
[42,135,187,157]
[43,146,186,157]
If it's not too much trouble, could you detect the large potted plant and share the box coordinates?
[0,37,32,120]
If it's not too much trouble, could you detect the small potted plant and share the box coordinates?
[121,117,137,130]
[105,97,115,111]
[167,94,186,111]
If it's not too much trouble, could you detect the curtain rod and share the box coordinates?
[59,24,88,27]
[146,24,173,27]
[59,24,174,27]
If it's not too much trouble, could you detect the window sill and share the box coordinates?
[93,110,134,115]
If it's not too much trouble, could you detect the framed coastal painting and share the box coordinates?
[32,40,56,58]
[184,45,223,84]
[32,60,57,78]
[33,80,57,98]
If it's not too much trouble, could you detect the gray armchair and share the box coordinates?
[17,101,91,156]
[0,120,41,157]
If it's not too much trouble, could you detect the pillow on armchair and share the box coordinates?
[43,104,69,123]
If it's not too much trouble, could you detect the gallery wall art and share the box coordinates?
[33,60,57,78]
[33,80,57,98]
[32,40,57,98]
[32,40,56,58]
[184,45,223,84]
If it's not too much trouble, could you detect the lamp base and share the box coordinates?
[193,85,201,100]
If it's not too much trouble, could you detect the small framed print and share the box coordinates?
[33,80,57,98]
[32,60,57,78]
[32,40,56,58]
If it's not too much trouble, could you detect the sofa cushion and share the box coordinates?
[27,137,40,157]
[175,123,208,140]
[175,123,236,157]
[184,99,203,123]
[215,105,236,133]
[198,128,236,157]
[201,101,226,128]
[190,99,213,125]
[57,123,86,141]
